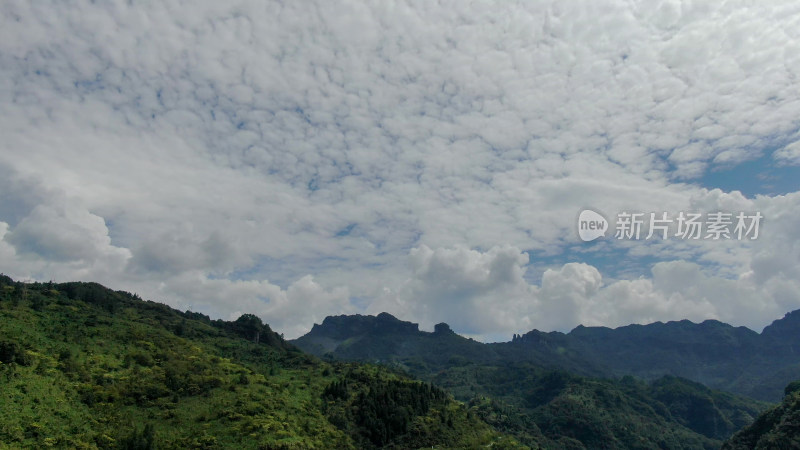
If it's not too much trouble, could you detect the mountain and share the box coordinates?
[561,317,800,401]
[723,381,800,449]
[432,363,767,449]
[0,274,783,449]
[0,276,519,449]
[295,312,800,402]
[295,313,605,376]
[295,313,770,448]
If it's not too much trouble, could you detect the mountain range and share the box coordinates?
[2,275,799,448]
[293,311,800,402]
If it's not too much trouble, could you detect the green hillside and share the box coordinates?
[430,363,769,449]
[1,275,783,449]
[723,381,800,449]
[0,276,520,449]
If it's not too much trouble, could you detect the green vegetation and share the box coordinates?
[430,363,769,449]
[321,365,521,449]
[295,312,773,449]
[723,380,800,449]
[2,275,788,449]
[0,275,519,449]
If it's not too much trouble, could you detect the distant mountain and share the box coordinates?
[0,274,785,449]
[295,313,772,448]
[295,313,606,376]
[0,276,518,449]
[294,311,800,401]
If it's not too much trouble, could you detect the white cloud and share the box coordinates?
[1,0,799,339]
[368,243,797,341]
[368,244,539,335]
[774,140,800,165]
[0,165,131,282]
[143,272,353,340]
[7,202,123,263]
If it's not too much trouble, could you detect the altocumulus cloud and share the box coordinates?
[1,0,800,339]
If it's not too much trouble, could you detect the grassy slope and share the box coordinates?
[0,276,520,449]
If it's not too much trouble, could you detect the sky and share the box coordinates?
[2,0,800,341]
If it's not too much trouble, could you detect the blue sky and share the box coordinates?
[699,152,800,197]
[1,0,800,340]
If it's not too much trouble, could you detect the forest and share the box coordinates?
[1,275,798,448]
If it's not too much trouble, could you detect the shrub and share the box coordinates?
[0,341,32,366]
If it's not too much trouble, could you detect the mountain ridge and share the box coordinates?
[295,311,776,447]
[294,310,800,401]
[0,275,779,449]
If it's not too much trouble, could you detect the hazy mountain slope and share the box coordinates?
[296,311,800,401]
[294,313,769,448]
[563,318,799,401]
[295,313,605,377]
[0,276,520,449]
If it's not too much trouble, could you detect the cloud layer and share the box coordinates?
[1,0,800,339]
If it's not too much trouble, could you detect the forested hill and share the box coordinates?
[294,310,800,401]
[0,276,520,449]
[0,275,787,449]
[723,381,800,449]
[296,313,775,448]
